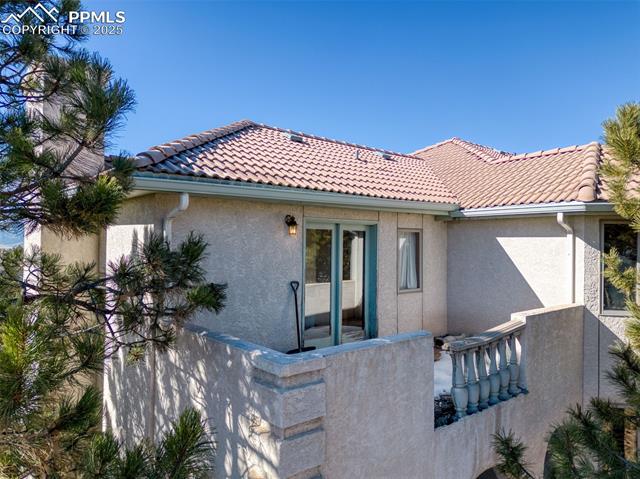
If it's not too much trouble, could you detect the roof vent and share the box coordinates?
[288,133,305,143]
[376,152,394,160]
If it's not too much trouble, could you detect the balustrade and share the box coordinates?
[443,319,526,420]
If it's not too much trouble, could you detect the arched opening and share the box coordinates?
[476,468,504,479]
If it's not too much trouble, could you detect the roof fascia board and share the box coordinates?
[132,173,458,215]
[449,201,615,219]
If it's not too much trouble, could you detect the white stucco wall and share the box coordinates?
[446,216,571,334]
[104,193,448,352]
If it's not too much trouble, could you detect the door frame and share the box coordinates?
[302,218,378,348]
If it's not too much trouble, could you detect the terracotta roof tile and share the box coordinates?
[133,119,617,211]
[135,121,457,205]
[413,138,607,209]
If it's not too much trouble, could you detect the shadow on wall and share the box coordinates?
[104,224,278,476]
[598,314,630,401]
[106,333,279,478]
[447,218,569,334]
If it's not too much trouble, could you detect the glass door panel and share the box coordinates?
[304,227,333,348]
[341,229,366,343]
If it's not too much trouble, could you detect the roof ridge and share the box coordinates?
[415,137,603,164]
[410,138,458,156]
[256,123,426,161]
[135,120,256,167]
[450,138,514,163]
[577,141,602,201]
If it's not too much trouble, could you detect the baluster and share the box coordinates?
[508,333,520,396]
[488,342,500,405]
[466,349,480,414]
[450,351,468,420]
[498,337,510,401]
[477,346,490,410]
[516,332,528,393]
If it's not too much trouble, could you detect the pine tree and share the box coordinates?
[494,103,640,478]
[0,1,226,476]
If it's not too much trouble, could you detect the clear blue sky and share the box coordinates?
[86,0,638,155]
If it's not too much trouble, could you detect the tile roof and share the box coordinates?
[412,138,605,209]
[134,120,457,204]
[134,119,613,211]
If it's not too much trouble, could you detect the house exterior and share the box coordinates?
[25,120,636,478]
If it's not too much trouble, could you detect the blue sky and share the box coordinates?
[84,1,640,156]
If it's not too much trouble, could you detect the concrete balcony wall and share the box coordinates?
[317,333,433,478]
[432,304,584,478]
[103,305,582,479]
[104,326,432,479]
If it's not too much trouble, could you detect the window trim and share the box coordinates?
[397,228,422,294]
[600,220,638,316]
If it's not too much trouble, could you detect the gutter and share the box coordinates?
[449,201,614,219]
[131,173,458,216]
[556,212,576,303]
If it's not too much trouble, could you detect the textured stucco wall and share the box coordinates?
[24,225,100,266]
[578,215,630,404]
[104,194,448,351]
[447,216,570,334]
[432,305,584,479]
[319,333,433,479]
[105,325,430,479]
[105,306,582,479]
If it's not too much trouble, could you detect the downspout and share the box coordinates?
[162,192,190,245]
[148,193,190,440]
[556,212,575,303]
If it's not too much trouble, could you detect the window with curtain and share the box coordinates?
[602,223,637,312]
[398,230,420,290]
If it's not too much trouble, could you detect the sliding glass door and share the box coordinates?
[303,222,376,348]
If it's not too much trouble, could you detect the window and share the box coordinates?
[602,222,638,313]
[398,230,421,291]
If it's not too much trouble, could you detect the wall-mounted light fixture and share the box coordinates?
[285,215,298,236]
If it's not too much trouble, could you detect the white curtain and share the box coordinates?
[399,232,418,290]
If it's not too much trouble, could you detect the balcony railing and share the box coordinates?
[443,319,527,420]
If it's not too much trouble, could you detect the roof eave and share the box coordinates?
[131,172,459,215]
[449,201,615,219]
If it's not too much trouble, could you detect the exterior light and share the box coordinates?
[285,215,298,236]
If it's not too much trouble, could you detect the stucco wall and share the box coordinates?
[432,304,584,479]
[447,216,570,334]
[24,225,100,266]
[577,215,630,404]
[318,333,433,478]
[104,325,431,479]
[104,193,448,351]
[104,305,582,479]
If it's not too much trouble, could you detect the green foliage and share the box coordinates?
[493,430,536,479]
[79,408,214,479]
[0,1,225,476]
[494,105,640,477]
[0,233,226,474]
[0,1,135,237]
